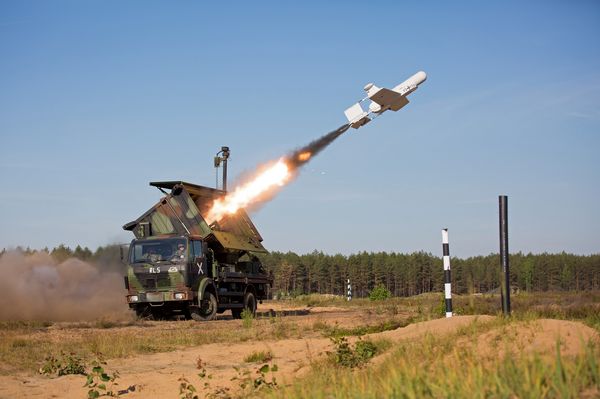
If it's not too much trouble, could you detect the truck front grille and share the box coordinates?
[145,279,156,289]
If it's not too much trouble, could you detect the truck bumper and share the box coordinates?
[127,288,194,304]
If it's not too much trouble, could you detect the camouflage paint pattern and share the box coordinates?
[123,181,267,253]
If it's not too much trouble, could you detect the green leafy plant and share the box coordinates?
[354,339,377,361]
[84,357,120,398]
[178,376,199,399]
[368,284,391,301]
[39,352,86,376]
[253,363,278,390]
[232,363,279,392]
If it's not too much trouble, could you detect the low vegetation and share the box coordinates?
[244,350,274,363]
[267,319,600,398]
[328,336,390,368]
[316,319,410,338]
[84,357,121,399]
[0,306,410,375]
[0,291,598,398]
[39,351,86,377]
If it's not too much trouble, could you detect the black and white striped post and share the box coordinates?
[442,228,453,318]
[347,279,352,301]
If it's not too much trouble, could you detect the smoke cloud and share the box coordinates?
[0,251,128,321]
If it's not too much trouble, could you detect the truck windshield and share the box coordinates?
[129,238,188,264]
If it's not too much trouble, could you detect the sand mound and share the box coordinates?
[375,315,494,341]
[475,318,599,360]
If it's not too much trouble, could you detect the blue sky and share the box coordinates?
[1,1,599,257]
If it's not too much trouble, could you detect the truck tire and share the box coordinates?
[191,292,217,321]
[150,309,167,320]
[135,306,152,319]
[232,291,257,319]
[231,308,242,319]
[245,292,257,317]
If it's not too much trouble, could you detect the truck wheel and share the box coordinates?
[244,292,257,317]
[232,292,257,319]
[191,292,217,321]
[135,306,152,319]
[151,309,167,320]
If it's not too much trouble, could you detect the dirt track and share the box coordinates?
[1,312,597,399]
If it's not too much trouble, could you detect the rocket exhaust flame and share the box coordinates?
[206,159,291,223]
[206,123,351,224]
[297,152,311,162]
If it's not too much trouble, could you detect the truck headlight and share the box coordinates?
[128,295,139,302]
[174,292,186,300]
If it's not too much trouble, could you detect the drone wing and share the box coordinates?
[344,102,371,129]
[368,87,410,112]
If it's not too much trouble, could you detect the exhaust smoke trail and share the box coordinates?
[287,123,352,168]
[206,123,351,223]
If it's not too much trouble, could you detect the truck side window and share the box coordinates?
[192,241,203,258]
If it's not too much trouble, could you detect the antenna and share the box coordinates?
[214,146,230,191]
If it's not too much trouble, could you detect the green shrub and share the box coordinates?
[368,284,391,301]
[329,337,381,368]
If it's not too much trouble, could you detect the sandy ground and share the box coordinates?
[0,312,597,399]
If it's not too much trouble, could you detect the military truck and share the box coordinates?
[122,181,272,321]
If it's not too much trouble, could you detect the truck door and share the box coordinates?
[191,240,214,278]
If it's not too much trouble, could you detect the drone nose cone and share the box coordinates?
[413,71,427,85]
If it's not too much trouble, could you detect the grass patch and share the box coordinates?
[244,350,273,363]
[0,316,306,375]
[1,291,598,377]
[0,320,53,330]
[267,319,600,399]
[241,309,254,329]
[320,319,411,338]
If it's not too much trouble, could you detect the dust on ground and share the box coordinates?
[0,252,127,321]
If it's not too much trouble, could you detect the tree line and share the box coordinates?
[2,246,599,297]
[258,251,600,298]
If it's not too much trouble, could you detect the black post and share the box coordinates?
[499,195,511,315]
